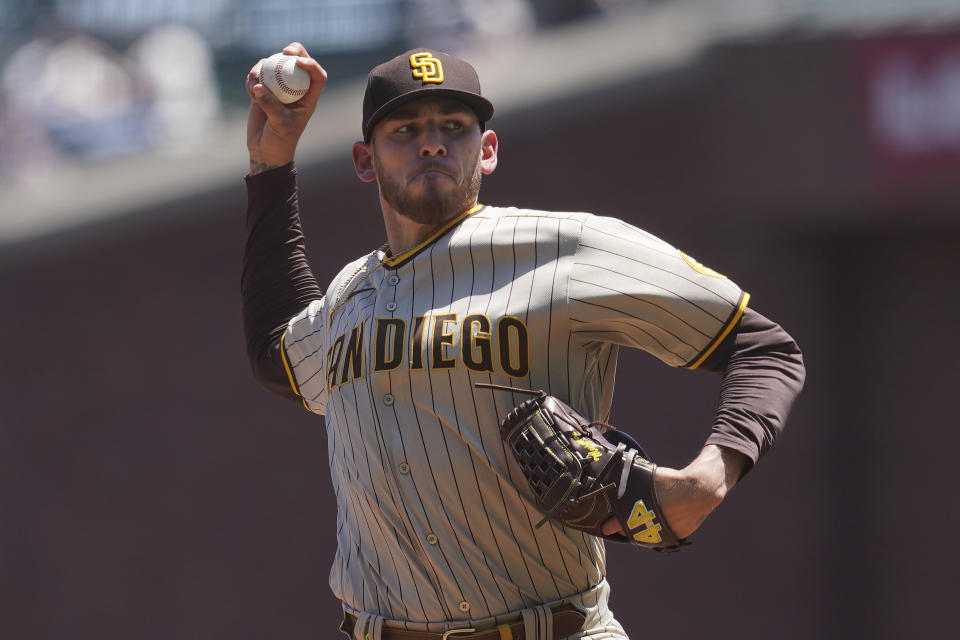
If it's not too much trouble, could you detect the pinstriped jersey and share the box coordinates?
[281,205,747,624]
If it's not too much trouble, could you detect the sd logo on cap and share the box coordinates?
[361,48,495,141]
[409,52,444,84]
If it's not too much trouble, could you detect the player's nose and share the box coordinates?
[418,128,446,157]
[419,143,445,158]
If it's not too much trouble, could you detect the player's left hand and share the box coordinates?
[601,444,747,539]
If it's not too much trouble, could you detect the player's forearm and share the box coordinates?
[242,163,322,397]
[670,444,747,503]
[701,308,806,473]
[654,444,748,539]
[650,311,803,539]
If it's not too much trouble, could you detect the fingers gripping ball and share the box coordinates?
[258,53,310,104]
[477,383,689,552]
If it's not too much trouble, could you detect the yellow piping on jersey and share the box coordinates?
[382,203,483,267]
[280,331,310,410]
[687,292,750,370]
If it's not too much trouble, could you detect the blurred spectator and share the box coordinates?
[0,23,222,182]
[127,24,221,151]
[0,33,149,166]
[0,94,64,186]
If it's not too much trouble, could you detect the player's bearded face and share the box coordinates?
[373,147,482,226]
[369,97,485,226]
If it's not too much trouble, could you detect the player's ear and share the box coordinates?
[479,129,498,175]
[352,141,377,182]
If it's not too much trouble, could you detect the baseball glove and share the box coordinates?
[476,383,689,552]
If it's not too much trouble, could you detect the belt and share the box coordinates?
[340,604,586,640]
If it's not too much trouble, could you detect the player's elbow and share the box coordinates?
[247,332,300,401]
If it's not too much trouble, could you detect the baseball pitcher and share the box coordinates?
[241,43,805,640]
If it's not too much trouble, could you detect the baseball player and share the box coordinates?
[241,43,805,640]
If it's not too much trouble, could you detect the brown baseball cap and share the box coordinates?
[362,48,495,141]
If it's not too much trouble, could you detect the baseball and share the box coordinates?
[258,52,310,104]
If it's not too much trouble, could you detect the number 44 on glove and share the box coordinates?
[476,383,689,552]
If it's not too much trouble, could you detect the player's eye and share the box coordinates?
[443,120,464,131]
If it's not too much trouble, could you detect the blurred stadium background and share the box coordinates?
[2,0,959,638]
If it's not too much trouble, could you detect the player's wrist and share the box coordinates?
[249,152,294,175]
[654,466,717,539]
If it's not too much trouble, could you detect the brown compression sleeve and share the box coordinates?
[698,307,806,473]
[242,163,323,399]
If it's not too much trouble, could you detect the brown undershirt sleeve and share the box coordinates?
[241,162,323,400]
[698,307,806,474]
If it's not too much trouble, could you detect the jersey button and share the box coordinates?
[397,462,410,475]
[383,394,395,406]
[388,275,399,285]
[458,601,470,612]
[385,301,397,312]
[426,533,438,545]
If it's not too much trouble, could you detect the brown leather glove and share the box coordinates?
[478,384,689,552]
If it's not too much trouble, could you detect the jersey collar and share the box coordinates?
[381,203,484,268]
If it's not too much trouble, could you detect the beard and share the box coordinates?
[375,155,483,226]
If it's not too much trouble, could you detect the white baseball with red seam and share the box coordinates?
[258,53,310,104]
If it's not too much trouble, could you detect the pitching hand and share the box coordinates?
[246,42,327,174]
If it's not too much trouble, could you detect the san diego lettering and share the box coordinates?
[326,314,530,387]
